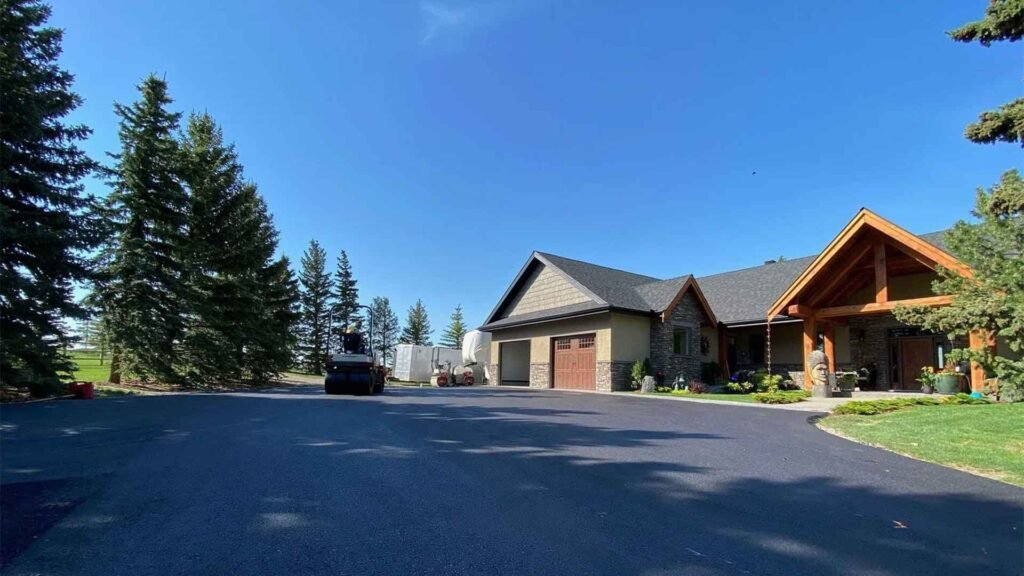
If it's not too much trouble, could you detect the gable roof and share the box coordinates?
[697,256,817,325]
[766,209,968,319]
[480,252,715,330]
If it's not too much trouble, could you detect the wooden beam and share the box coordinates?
[816,295,953,319]
[786,304,816,318]
[823,322,836,372]
[718,325,730,380]
[802,317,817,390]
[874,242,888,303]
[968,329,991,392]
[808,242,876,307]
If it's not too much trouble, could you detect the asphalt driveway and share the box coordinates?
[1,386,1021,575]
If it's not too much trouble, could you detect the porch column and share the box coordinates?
[823,322,836,373]
[718,325,730,380]
[802,316,817,390]
[968,329,996,392]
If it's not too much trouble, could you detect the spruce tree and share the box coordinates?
[178,113,251,385]
[895,2,1024,401]
[95,75,187,383]
[400,299,433,346]
[298,239,333,374]
[0,0,100,388]
[332,250,360,348]
[369,296,400,368]
[440,305,468,348]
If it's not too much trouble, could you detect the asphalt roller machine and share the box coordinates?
[324,306,385,395]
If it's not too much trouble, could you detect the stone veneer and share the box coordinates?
[649,291,706,385]
[597,361,632,392]
[529,363,551,388]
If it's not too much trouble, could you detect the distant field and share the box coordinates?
[68,350,110,383]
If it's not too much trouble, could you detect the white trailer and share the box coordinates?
[391,344,463,383]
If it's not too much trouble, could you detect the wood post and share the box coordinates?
[823,322,836,373]
[968,329,993,392]
[874,242,888,303]
[802,316,817,390]
[718,325,730,380]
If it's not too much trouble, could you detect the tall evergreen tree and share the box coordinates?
[439,305,467,348]
[94,75,187,383]
[332,250,360,348]
[400,299,433,346]
[179,113,246,383]
[369,296,400,368]
[895,2,1024,401]
[0,0,100,388]
[298,239,333,374]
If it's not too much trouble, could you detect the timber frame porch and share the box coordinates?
[767,209,992,391]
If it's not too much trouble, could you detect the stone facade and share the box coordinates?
[650,291,706,385]
[529,363,551,388]
[487,363,499,386]
[597,361,632,392]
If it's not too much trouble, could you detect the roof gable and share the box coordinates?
[496,261,595,320]
[766,209,968,319]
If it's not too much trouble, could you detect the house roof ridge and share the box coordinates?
[695,255,817,280]
[535,251,662,282]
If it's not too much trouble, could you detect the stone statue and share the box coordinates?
[808,349,832,398]
[640,375,657,394]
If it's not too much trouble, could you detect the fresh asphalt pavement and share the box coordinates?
[1,385,1021,576]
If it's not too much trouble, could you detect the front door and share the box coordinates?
[899,337,934,390]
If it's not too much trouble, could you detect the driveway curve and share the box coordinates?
[2,385,1021,575]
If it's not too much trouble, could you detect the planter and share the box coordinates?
[920,384,934,394]
[935,373,961,395]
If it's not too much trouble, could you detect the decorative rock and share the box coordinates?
[640,375,657,393]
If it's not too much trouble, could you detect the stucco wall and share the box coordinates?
[500,263,592,319]
[610,312,650,363]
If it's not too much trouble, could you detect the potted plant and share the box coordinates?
[916,366,936,394]
[935,363,962,395]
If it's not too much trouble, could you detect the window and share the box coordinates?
[555,338,571,351]
[578,335,595,349]
[673,326,693,355]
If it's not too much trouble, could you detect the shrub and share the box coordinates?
[752,390,809,404]
[723,382,753,394]
[940,392,992,405]
[999,378,1024,403]
[655,386,674,393]
[630,358,651,391]
[750,371,783,393]
[687,380,709,394]
[831,397,940,416]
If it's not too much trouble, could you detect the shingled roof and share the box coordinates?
[481,229,952,330]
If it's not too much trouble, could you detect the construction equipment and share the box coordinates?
[324,305,385,395]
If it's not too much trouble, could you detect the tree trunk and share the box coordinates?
[108,347,121,384]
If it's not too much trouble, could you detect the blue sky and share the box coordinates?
[52,0,1019,332]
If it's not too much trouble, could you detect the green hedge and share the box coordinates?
[752,390,809,404]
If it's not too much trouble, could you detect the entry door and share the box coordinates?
[553,334,596,390]
[899,337,934,390]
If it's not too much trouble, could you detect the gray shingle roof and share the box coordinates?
[483,228,954,330]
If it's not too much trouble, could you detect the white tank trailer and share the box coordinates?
[461,330,492,384]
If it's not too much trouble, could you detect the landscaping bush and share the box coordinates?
[831,397,940,416]
[750,370,783,393]
[630,358,652,391]
[723,382,753,394]
[940,393,992,405]
[752,390,809,404]
[655,386,674,393]
[687,380,709,394]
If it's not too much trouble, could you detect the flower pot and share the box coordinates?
[920,385,934,394]
[935,373,960,395]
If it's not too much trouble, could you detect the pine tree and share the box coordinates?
[895,3,1024,401]
[178,113,253,385]
[298,239,333,374]
[401,299,433,346]
[0,0,100,388]
[94,75,187,383]
[369,296,400,368]
[440,305,468,348]
[332,250,360,349]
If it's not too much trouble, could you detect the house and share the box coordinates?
[479,208,1007,392]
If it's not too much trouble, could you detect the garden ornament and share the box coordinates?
[808,349,832,398]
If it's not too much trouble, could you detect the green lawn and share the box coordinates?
[68,350,110,383]
[820,403,1024,487]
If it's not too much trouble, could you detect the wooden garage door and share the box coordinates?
[553,334,596,390]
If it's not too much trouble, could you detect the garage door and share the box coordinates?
[553,334,596,390]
